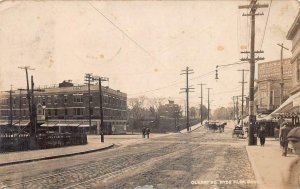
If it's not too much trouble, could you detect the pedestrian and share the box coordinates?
[280,123,293,156]
[258,126,266,146]
[146,127,150,138]
[142,127,146,138]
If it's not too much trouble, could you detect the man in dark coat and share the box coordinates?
[146,127,150,138]
[280,123,293,156]
[142,127,146,138]
[258,126,266,146]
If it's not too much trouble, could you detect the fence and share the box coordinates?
[0,132,87,152]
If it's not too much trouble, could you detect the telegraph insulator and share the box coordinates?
[215,66,219,80]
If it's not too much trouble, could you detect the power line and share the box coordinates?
[87,2,166,69]
[259,0,273,50]
[128,60,248,96]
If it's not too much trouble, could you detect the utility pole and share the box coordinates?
[207,88,212,123]
[239,0,268,145]
[31,75,37,134]
[4,85,14,127]
[93,75,109,142]
[238,69,249,127]
[18,66,35,136]
[232,96,236,121]
[18,66,34,124]
[235,96,239,121]
[18,88,26,132]
[198,83,206,125]
[84,73,94,134]
[277,43,289,104]
[180,67,194,132]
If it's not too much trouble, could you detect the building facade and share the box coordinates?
[0,80,127,134]
[255,58,292,114]
[287,10,300,95]
[159,100,181,118]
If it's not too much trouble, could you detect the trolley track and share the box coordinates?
[2,142,190,189]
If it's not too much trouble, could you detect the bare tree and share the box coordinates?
[128,96,146,131]
[148,97,165,127]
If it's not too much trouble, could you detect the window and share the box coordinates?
[54,95,58,104]
[54,109,58,116]
[65,109,68,116]
[38,96,42,104]
[73,94,83,103]
[1,98,8,106]
[73,108,83,116]
[47,96,52,104]
[42,96,46,106]
[64,95,68,103]
[270,90,274,105]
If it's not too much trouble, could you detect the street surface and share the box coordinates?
[0,122,256,189]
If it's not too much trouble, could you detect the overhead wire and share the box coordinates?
[259,0,272,50]
[87,1,166,69]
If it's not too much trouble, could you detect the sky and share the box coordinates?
[0,0,299,110]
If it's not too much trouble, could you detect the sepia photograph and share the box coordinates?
[0,0,299,188]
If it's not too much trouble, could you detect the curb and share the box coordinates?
[0,144,115,167]
[180,125,202,134]
[245,146,263,189]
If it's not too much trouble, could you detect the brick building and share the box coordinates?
[0,80,127,134]
[255,58,292,114]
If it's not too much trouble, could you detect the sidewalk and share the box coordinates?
[0,133,172,167]
[0,136,114,167]
[246,138,299,189]
[180,122,202,133]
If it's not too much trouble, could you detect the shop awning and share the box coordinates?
[40,122,59,127]
[270,92,300,116]
[0,120,29,126]
[13,121,30,126]
[41,121,96,127]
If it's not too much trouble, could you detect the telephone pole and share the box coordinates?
[207,88,212,123]
[4,85,14,127]
[180,67,194,132]
[277,43,289,104]
[239,0,268,145]
[235,96,239,121]
[93,75,109,142]
[18,66,35,122]
[198,83,206,125]
[232,96,236,120]
[84,73,94,134]
[238,69,249,127]
[18,88,26,131]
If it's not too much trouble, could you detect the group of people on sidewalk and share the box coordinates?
[256,122,300,156]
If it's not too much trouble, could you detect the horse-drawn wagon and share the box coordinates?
[232,125,244,138]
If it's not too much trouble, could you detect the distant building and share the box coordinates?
[159,100,181,118]
[0,81,127,134]
[255,58,292,114]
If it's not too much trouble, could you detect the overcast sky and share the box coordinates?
[0,0,299,110]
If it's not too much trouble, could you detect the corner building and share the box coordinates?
[0,81,127,134]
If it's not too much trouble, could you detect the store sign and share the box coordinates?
[258,59,292,80]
